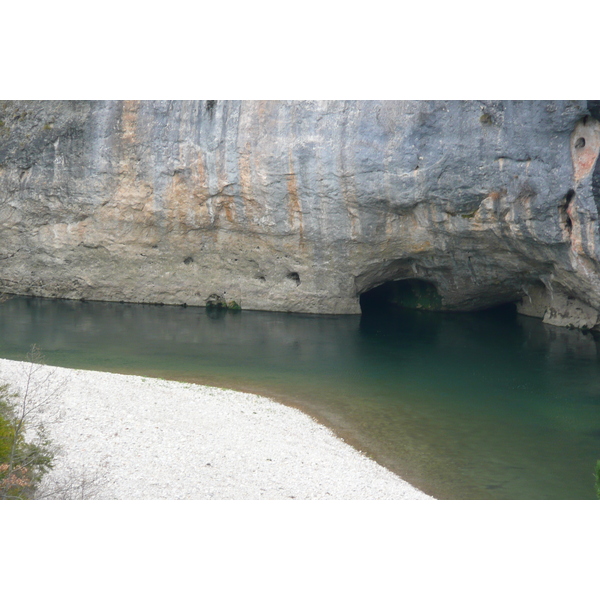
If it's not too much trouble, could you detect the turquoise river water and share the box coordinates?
[1,295,599,499]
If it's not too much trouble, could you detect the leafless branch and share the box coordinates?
[1,345,108,500]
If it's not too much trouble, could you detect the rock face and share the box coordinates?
[1,100,600,326]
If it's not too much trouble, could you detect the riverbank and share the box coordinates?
[0,358,433,500]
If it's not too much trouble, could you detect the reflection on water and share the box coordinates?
[1,296,599,499]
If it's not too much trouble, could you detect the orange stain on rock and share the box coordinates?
[238,142,262,228]
[216,195,236,223]
[566,197,586,256]
[163,152,214,233]
[121,100,141,145]
[287,153,304,239]
[571,117,600,183]
[410,240,432,253]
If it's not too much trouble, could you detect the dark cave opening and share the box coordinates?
[359,279,443,315]
[359,278,519,318]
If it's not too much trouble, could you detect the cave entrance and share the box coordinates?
[359,279,443,315]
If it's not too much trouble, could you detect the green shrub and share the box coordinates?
[0,349,56,500]
[595,460,600,500]
[0,387,54,499]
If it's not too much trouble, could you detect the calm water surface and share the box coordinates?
[1,295,599,499]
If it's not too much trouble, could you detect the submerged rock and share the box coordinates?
[1,100,600,328]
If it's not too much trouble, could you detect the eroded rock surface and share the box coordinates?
[1,100,600,326]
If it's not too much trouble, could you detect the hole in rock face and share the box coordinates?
[575,137,586,149]
[560,190,575,235]
[360,279,442,314]
[565,214,573,235]
[286,272,300,286]
[183,256,194,265]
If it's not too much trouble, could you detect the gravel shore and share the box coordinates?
[0,358,433,500]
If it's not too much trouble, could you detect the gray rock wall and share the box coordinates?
[1,100,600,325]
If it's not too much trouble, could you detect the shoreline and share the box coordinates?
[0,358,434,500]
[104,367,433,495]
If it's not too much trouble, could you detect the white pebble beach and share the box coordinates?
[0,358,433,500]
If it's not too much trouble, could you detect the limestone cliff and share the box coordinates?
[1,100,600,326]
